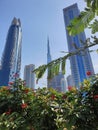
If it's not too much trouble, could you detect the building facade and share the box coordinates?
[24,64,35,89]
[47,37,65,92]
[61,78,66,92]
[0,17,22,86]
[67,75,74,87]
[63,3,94,88]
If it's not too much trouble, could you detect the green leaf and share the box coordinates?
[67,8,95,35]
[47,61,60,79]
[35,65,47,80]
[61,58,66,74]
[85,0,92,7]
[54,62,60,75]
[47,64,54,79]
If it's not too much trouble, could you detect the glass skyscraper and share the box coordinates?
[63,3,94,88]
[0,17,22,86]
[24,64,35,89]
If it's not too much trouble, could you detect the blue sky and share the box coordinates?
[0,0,98,88]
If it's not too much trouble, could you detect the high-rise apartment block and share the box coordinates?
[47,37,65,92]
[63,3,94,88]
[67,75,74,87]
[0,17,22,86]
[61,77,66,92]
[24,64,35,89]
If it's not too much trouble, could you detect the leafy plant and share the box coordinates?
[0,75,98,130]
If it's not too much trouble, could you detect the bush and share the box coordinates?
[0,75,98,130]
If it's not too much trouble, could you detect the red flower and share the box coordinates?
[51,94,55,100]
[24,89,29,94]
[93,95,98,99]
[8,82,14,85]
[5,109,11,115]
[68,86,72,91]
[86,71,91,76]
[21,103,28,109]
[5,111,11,115]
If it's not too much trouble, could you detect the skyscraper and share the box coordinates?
[24,64,35,89]
[47,37,53,88]
[61,78,66,92]
[63,3,94,88]
[47,37,65,92]
[0,17,22,86]
[67,75,74,87]
[47,37,52,64]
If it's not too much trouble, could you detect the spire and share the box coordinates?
[47,36,50,55]
[47,36,52,63]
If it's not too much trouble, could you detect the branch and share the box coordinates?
[33,37,98,81]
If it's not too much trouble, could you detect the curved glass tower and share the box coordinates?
[0,17,22,86]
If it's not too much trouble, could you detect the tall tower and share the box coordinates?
[47,37,52,64]
[47,37,52,88]
[63,3,94,88]
[0,17,22,86]
[24,64,35,89]
[47,37,65,92]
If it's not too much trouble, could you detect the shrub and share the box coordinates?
[0,76,98,130]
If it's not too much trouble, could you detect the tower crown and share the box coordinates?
[11,17,21,26]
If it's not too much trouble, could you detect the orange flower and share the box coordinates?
[21,103,28,109]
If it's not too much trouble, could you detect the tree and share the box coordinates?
[33,0,98,82]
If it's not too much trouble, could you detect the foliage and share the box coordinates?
[0,75,98,130]
[67,0,98,35]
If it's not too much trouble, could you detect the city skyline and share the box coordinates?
[0,0,98,88]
